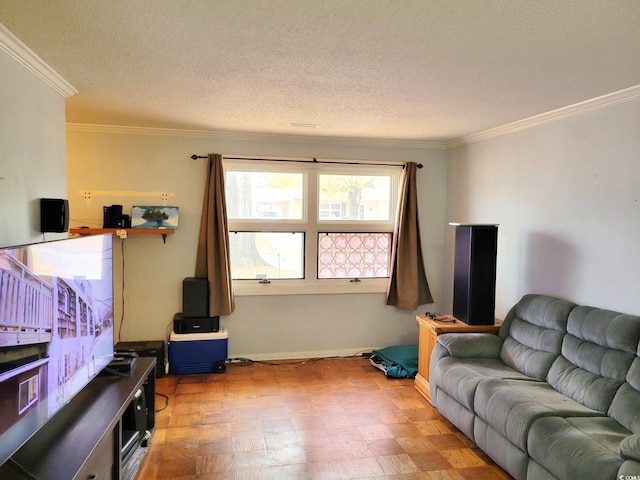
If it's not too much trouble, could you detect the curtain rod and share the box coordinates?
[190,155,422,169]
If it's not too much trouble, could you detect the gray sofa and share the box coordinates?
[430,294,640,480]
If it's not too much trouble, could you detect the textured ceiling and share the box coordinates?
[1,0,639,142]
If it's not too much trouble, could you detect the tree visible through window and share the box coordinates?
[224,159,400,287]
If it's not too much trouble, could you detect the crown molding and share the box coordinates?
[66,82,640,150]
[65,123,447,150]
[448,84,640,148]
[0,24,77,98]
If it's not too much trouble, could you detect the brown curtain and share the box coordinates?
[386,162,433,310]
[195,153,235,316]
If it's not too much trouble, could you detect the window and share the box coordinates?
[224,159,401,294]
[229,232,304,279]
[18,375,39,414]
[318,232,391,279]
[319,203,344,219]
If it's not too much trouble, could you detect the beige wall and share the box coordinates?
[0,44,69,247]
[446,94,640,318]
[8,21,638,361]
[66,127,449,359]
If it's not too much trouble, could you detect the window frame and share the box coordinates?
[224,158,401,296]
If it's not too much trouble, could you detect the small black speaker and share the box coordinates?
[40,198,69,233]
[183,277,209,317]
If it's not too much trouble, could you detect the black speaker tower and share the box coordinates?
[453,224,498,325]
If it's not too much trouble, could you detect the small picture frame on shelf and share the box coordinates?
[131,206,179,229]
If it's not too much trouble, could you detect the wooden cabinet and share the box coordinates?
[0,358,156,480]
[415,315,500,403]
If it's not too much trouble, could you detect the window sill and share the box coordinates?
[233,278,389,296]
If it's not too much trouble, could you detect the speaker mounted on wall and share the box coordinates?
[40,198,69,233]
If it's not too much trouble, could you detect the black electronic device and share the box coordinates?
[452,224,498,325]
[182,277,209,317]
[40,198,69,232]
[121,387,147,466]
[103,204,124,228]
[115,341,165,377]
[108,354,137,373]
[102,206,110,228]
[173,312,219,334]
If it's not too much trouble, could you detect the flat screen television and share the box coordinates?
[0,234,114,466]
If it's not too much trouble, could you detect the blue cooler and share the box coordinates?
[169,328,228,374]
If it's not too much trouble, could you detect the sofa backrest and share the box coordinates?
[609,356,640,433]
[499,294,576,380]
[547,306,640,414]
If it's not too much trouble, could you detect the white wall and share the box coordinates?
[446,93,640,318]
[66,127,448,358]
[0,40,69,247]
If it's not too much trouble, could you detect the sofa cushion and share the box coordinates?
[619,433,640,462]
[437,332,503,358]
[609,358,640,433]
[528,416,629,480]
[547,306,640,413]
[474,417,530,480]
[434,388,476,440]
[433,356,534,410]
[547,355,626,413]
[474,377,604,451]
[566,306,640,354]
[499,295,576,380]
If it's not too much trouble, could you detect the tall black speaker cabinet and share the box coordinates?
[453,224,498,325]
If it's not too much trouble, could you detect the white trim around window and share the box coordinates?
[224,158,403,296]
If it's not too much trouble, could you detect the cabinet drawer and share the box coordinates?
[75,427,116,480]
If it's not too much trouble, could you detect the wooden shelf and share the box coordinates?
[69,227,174,243]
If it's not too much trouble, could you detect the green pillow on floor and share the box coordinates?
[371,344,419,378]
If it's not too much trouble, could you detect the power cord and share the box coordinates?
[155,392,169,412]
[226,351,372,367]
[424,311,453,322]
[117,238,126,342]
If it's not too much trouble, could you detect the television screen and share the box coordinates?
[0,234,114,466]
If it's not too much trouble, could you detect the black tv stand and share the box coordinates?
[0,357,156,480]
[3,458,37,480]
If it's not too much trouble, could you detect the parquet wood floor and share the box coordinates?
[135,357,512,479]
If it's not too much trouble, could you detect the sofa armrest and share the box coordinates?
[437,333,503,358]
[619,433,640,462]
